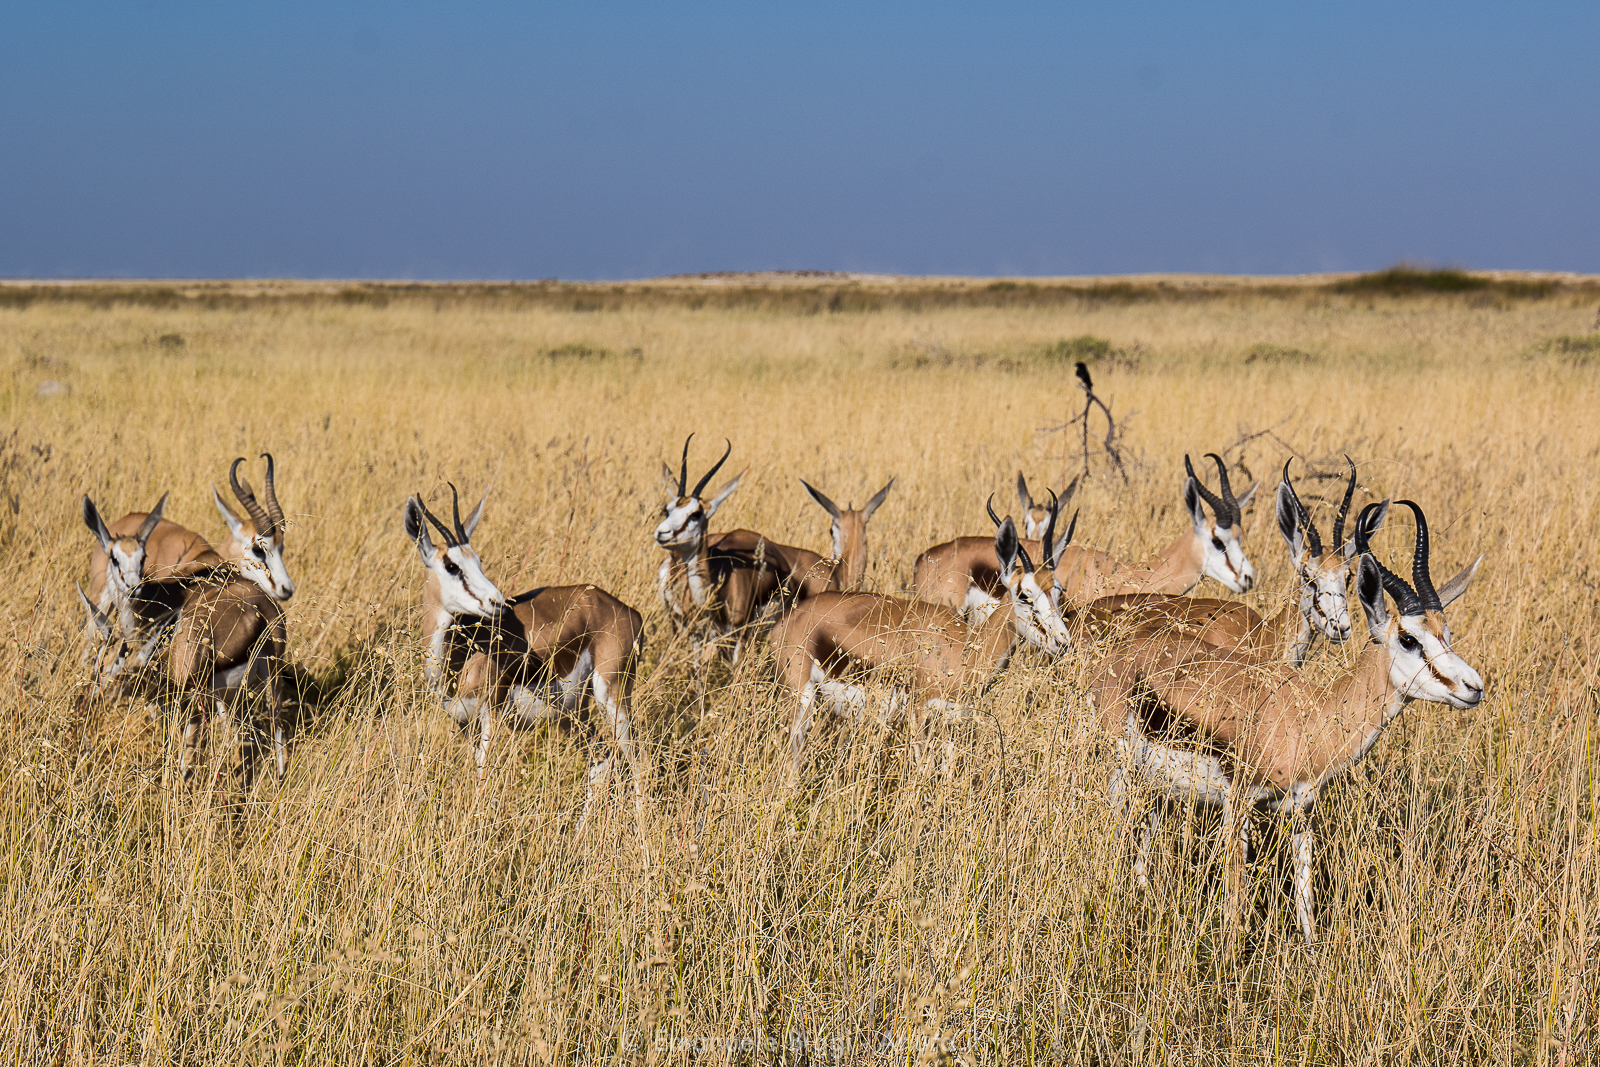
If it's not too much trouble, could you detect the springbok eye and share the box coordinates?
[254,546,267,560]
[1212,537,1225,551]
[443,559,461,577]
[1398,633,1421,653]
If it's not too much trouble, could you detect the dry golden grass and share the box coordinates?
[1,282,1597,1064]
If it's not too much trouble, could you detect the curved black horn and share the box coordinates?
[691,438,732,499]
[1040,489,1059,566]
[415,492,458,547]
[1206,453,1240,526]
[1354,500,1420,614]
[1331,455,1358,548]
[986,493,1003,528]
[1280,459,1322,557]
[1185,454,1229,527]
[1398,500,1442,612]
[260,452,284,534]
[229,457,273,534]
[449,483,470,545]
[678,434,693,496]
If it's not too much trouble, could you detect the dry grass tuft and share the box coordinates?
[1,283,1596,1064]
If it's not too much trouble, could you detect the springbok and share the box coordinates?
[774,508,1074,777]
[1088,458,1376,665]
[1015,471,1055,540]
[798,476,894,591]
[404,487,645,833]
[1091,499,1483,947]
[654,436,829,666]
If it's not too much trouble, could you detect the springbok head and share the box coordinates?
[1184,453,1258,593]
[1017,472,1081,542]
[403,484,506,618]
[800,476,894,587]
[655,435,744,550]
[989,496,1075,655]
[213,453,296,601]
[1353,499,1483,708]
[1275,456,1383,644]
[83,491,167,605]
[76,582,173,692]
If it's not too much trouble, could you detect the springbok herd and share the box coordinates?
[77,436,1485,948]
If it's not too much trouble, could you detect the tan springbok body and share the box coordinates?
[799,476,894,591]
[915,455,1258,618]
[405,488,645,833]
[775,512,1073,776]
[1092,500,1484,947]
[1088,459,1374,665]
[654,437,829,666]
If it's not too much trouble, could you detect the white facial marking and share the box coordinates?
[655,497,705,548]
[1389,615,1483,708]
[1199,521,1255,593]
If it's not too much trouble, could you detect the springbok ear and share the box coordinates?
[994,516,1020,573]
[660,462,677,494]
[212,484,247,538]
[1016,471,1033,512]
[1436,554,1482,608]
[862,477,894,522]
[705,469,745,519]
[1236,481,1259,512]
[135,492,168,546]
[462,491,487,539]
[403,498,437,562]
[77,582,112,635]
[82,495,113,552]
[1275,482,1306,557]
[1355,554,1391,639]
[1051,509,1079,566]
[1345,499,1390,560]
[800,479,841,520]
[1183,478,1208,530]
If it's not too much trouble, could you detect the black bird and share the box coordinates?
[1074,361,1093,391]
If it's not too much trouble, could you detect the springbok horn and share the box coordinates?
[260,452,284,534]
[1355,500,1421,615]
[986,494,1003,528]
[1206,453,1240,527]
[678,434,693,497]
[691,439,732,499]
[230,457,273,535]
[1331,455,1358,549]
[1280,459,1322,557]
[1185,454,1229,526]
[449,483,469,545]
[415,493,458,547]
[1399,500,1442,612]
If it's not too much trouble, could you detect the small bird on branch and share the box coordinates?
[1075,361,1093,391]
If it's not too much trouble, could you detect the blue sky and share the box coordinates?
[2,1,1595,279]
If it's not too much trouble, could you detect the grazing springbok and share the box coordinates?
[404,487,645,833]
[798,476,895,591]
[916,455,1257,618]
[1089,458,1377,665]
[774,508,1074,777]
[1091,499,1483,947]
[654,436,829,667]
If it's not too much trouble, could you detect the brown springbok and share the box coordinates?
[1088,458,1378,665]
[798,476,895,591]
[654,436,830,667]
[1092,499,1483,947]
[774,509,1074,777]
[404,487,645,833]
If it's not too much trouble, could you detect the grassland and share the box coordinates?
[1,275,1597,1064]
